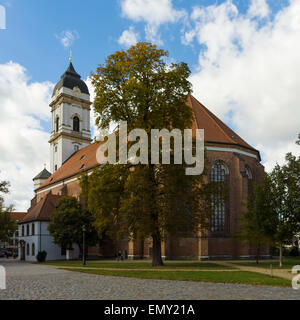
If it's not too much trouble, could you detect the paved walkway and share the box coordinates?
[214,261,294,280]
[0,259,299,300]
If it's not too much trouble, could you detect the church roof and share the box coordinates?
[52,62,89,96]
[38,95,260,191]
[186,95,259,154]
[20,192,61,223]
[33,168,51,180]
[40,143,100,189]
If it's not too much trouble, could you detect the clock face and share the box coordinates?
[73,86,82,97]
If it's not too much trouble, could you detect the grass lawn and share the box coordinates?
[40,260,235,270]
[232,258,300,269]
[62,268,292,287]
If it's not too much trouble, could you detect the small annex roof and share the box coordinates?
[10,212,26,221]
[20,192,61,224]
[33,168,52,181]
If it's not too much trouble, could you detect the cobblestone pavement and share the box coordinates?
[0,260,299,300]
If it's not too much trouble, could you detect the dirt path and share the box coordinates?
[213,261,293,280]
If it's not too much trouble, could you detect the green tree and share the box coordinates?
[89,42,213,266]
[238,134,300,267]
[48,196,97,255]
[237,177,274,264]
[269,137,300,267]
[0,179,17,244]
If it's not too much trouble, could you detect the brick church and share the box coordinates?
[18,60,268,261]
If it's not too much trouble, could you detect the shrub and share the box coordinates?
[36,250,47,262]
[289,246,299,257]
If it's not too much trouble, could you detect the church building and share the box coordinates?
[18,60,268,261]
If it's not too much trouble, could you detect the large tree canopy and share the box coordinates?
[88,43,213,266]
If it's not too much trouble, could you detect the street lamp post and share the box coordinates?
[82,225,86,266]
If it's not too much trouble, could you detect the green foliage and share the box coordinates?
[238,176,274,248]
[81,165,129,242]
[48,196,98,250]
[239,133,300,266]
[88,43,213,266]
[289,246,299,257]
[91,42,193,132]
[0,178,17,243]
[36,250,47,262]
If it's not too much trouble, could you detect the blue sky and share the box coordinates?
[0,0,299,211]
[0,0,289,82]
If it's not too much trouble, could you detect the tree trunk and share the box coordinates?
[256,245,260,264]
[152,234,164,267]
[279,243,283,268]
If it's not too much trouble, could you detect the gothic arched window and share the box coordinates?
[73,116,80,132]
[32,243,35,256]
[26,243,30,256]
[245,166,252,179]
[210,162,228,233]
[56,117,59,132]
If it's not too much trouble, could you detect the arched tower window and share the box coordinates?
[210,162,228,233]
[73,116,80,132]
[56,117,59,133]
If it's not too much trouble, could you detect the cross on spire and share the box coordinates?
[69,49,72,62]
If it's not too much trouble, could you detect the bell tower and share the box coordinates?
[49,59,92,173]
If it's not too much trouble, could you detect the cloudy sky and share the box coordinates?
[0,0,299,211]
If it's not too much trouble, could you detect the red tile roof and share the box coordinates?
[38,95,259,191]
[40,142,100,190]
[10,212,26,221]
[20,192,61,223]
[187,95,258,152]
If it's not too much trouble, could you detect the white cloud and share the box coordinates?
[55,30,79,48]
[183,0,300,171]
[248,0,270,19]
[0,62,53,211]
[118,26,139,47]
[120,0,186,44]
[85,77,117,140]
